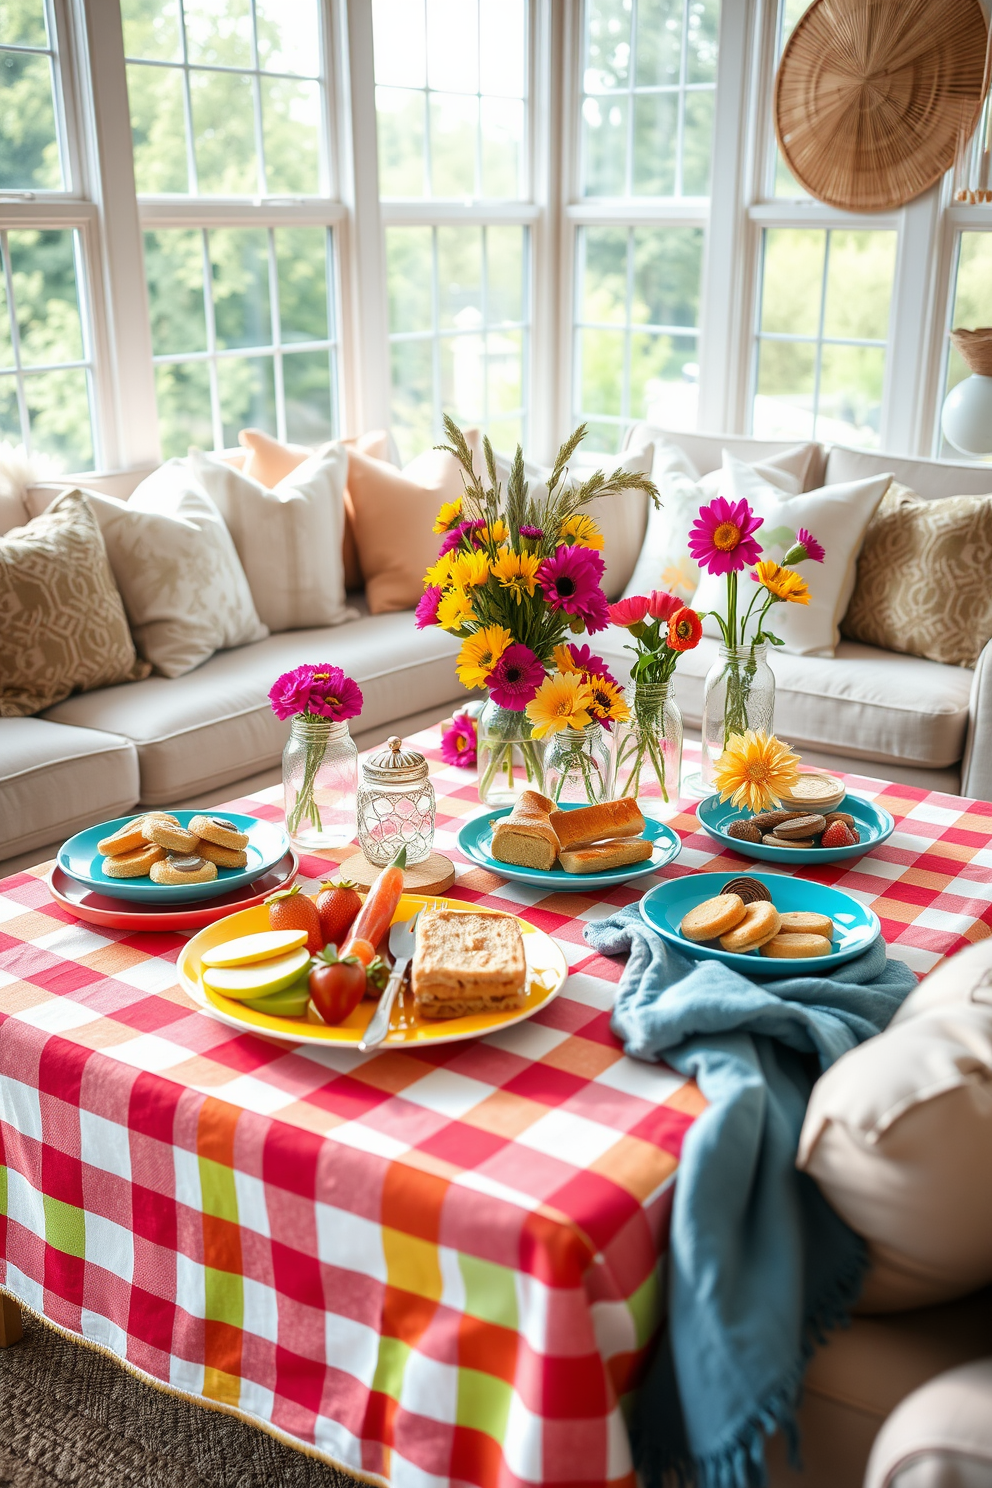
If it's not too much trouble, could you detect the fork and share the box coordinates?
[358,910,421,1052]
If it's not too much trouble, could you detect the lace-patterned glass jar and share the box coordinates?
[357,736,436,866]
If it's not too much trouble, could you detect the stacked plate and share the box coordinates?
[50,810,294,930]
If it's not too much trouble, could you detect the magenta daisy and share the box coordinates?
[415,585,442,629]
[487,643,546,711]
[784,527,826,565]
[306,664,364,722]
[268,664,317,720]
[647,589,683,622]
[565,642,614,684]
[440,710,477,768]
[609,595,650,628]
[537,545,610,631]
[688,496,764,576]
[438,520,486,558]
[518,524,543,540]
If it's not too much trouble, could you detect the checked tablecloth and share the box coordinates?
[2,729,992,1488]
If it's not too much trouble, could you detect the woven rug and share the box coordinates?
[0,1313,362,1488]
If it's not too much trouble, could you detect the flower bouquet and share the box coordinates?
[524,642,629,804]
[418,416,658,805]
[607,590,703,808]
[269,664,364,846]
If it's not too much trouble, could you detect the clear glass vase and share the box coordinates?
[477,698,546,807]
[700,643,775,791]
[282,715,358,850]
[544,726,611,805]
[611,681,683,817]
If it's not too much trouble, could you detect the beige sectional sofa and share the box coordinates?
[2,430,991,863]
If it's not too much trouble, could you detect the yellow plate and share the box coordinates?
[177,893,568,1047]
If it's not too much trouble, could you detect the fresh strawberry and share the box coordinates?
[315,880,363,948]
[821,820,856,848]
[265,884,323,954]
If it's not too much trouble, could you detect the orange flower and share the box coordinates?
[668,607,702,652]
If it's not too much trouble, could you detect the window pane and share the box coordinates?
[632,93,677,197]
[261,76,319,194]
[0,265,12,368]
[632,227,702,327]
[437,226,481,331]
[585,0,631,91]
[275,228,328,344]
[760,229,824,337]
[372,0,426,89]
[184,0,252,67]
[283,349,333,444]
[386,226,432,336]
[429,93,478,197]
[487,225,524,324]
[819,344,884,447]
[754,340,816,441]
[631,331,698,428]
[190,68,257,194]
[823,231,896,342]
[0,0,48,47]
[210,229,272,351]
[121,0,181,62]
[773,0,811,198]
[26,368,93,469]
[440,333,483,423]
[8,229,84,366]
[945,234,992,400]
[144,230,207,356]
[682,87,714,195]
[578,327,625,417]
[479,0,524,96]
[390,337,434,465]
[0,376,21,442]
[155,360,213,458]
[376,87,426,197]
[582,94,628,197]
[254,0,320,75]
[635,0,682,87]
[127,63,189,194]
[582,419,623,454]
[487,415,523,452]
[0,50,62,190]
[489,327,523,415]
[581,226,627,325]
[426,0,478,93]
[686,0,719,84]
[481,96,523,198]
[218,355,276,446]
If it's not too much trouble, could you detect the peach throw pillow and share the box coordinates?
[347,447,466,614]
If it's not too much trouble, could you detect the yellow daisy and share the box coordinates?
[492,549,540,604]
[481,519,509,546]
[712,730,801,814]
[552,642,580,674]
[449,550,491,590]
[754,560,810,606]
[424,553,455,590]
[525,672,594,739]
[561,513,604,550]
[456,624,512,688]
[436,589,477,633]
[586,675,629,726]
[432,497,463,534]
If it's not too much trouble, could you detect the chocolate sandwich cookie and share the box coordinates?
[150,853,218,885]
[189,814,250,851]
[773,814,826,841]
[722,876,772,904]
[727,820,762,842]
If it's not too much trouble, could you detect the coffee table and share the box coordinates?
[1,726,990,1488]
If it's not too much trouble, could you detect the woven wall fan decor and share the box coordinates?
[775,0,989,211]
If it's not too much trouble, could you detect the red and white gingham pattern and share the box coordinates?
[1,729,990,1488]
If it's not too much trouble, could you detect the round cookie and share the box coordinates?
[722,876,772,905]
[763,834,815,848]
[189,814,250,851]
[778,911,834,939]
[760,933,833,959]
[143,818,200,853]
[681,893,747,942]
[823,812,856,830]
[102,843,166,878]
[150,853,218,885]
[774,814,826,841]
[727,820,762,843]
[97,812,177,856]
[720,900,782,952]
[198,840,248,869]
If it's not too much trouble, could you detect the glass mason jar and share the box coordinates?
[282,715,358,850]
[544,726,611,806]
[357,736,436,866]
[701,643,775,790]
[611,681,683,817]
[477,698,546,808]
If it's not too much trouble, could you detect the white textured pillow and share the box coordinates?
[622,442,819,605]
[190,444,354,633]
[25,465,268,678]
[692,453,893,655]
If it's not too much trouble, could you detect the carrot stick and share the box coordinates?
[340,846,407,966]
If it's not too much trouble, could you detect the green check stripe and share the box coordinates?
[44,1196,85,1258]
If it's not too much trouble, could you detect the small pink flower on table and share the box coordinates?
[441,711,478,768]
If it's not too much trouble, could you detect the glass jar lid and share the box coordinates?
[362,735,430,786]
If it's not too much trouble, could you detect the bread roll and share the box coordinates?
[491,790,560,871]
[549,798,645,852]
[558,837,653,874]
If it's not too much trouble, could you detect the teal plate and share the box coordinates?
[639,870,880,978]
[696,791,894,865]
[458,804,681,890]
[58,811,290,904]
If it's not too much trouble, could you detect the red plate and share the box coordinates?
[47,851,299,930]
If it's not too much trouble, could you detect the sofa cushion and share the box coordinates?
[347,447,468,614]
[865,1358,992,1488]
[825,444,992,502]
[42,614,462,804]
[596,630,973,770]
[0,717,140,859]
[623,422,826,488]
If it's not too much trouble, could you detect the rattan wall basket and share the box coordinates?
[775,0,989,212]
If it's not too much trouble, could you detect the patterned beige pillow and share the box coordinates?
[841,481,992,668]
[0,489,150,717]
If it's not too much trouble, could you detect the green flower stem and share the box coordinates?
[287,733,327,837]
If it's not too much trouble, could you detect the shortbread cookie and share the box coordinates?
[763,834,815,849]
[727,820,762,842]
[102,843,166,878]
[143,817,200,853]
[97,812,176,856]
[197,840,248,869]
[774,814,826,841]
[149,853,218,885]
[761,933,833,959]
[720,900,782,952]
[189,814,250,850]
[778,911,834,939]
[722,876,772,905]
[681,894,746,942]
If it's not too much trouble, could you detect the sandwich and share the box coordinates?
[412,908,527,1019]
[490,790,560,872]
[549,797,645,853]
[559,838,653,874]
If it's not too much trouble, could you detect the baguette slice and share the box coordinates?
[491,790,559,871]
[558,837,653,874]
[550,797,645,852]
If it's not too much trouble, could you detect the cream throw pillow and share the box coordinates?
[25,464,269,678]
[692,453,893,655]
[191,445,354,633]
[0,490,150,716]
[841,481,992,668]
[622,442,820,605]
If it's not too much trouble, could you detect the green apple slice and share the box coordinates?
[242,978,311,1017]
[201,929,308,968]
[203,946,310,999]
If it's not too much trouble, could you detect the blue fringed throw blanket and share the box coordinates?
[584,907,915,1488]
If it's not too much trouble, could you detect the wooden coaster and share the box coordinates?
[338,851,456,897]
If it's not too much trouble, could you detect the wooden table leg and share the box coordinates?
[0,1295,23,1347]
